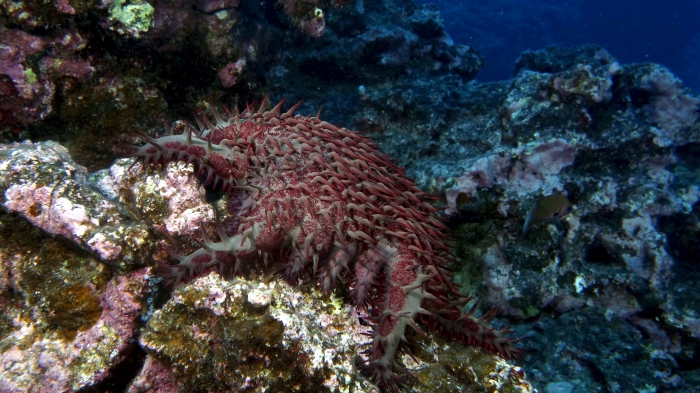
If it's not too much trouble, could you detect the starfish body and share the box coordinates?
[126,99,519,390]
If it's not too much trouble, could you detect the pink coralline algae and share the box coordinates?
[444,138,576,214]
[638,66,700,145]
[0,25,93,127]
[55,0,76,14]
[39,57,94,80]
[0,26,54,126]
[218,58,246,88]
[1,141,151,265]
[126,99,521,390]
[0,28,46,82]
[128,356,182,393]
[195,0,240,13]
[96,158,216,237]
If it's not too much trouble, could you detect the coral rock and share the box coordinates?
[94,158,216,238]
[128,356,182,393]
[195,0,239,14]
[138,272,376,392]
[0,141,152,266]
[0,26,54,127]
[137,272,534,392]
[218,58,246,88]
[0,266,154,392]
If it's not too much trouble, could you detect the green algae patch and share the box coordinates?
[108,0,155,38]
[23,67,37,83]
[17,246,107,336]
[70,323,123,388]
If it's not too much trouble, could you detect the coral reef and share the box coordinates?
[0,0,699,391]
[0,130,533,392]
[138,272,376,392]
[0,26,55,128]
[360,44,700,391]
[266,0,483,122]
[1,0,475,170]
[93,158,216,238]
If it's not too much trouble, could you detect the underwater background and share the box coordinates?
[420,0,700,92]
[0,1,699,392]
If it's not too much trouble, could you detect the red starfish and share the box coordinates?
[125,98,521,390]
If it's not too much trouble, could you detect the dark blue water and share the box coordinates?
[419,0,700,92]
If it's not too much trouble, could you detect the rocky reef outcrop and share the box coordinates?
[1,0,699,392]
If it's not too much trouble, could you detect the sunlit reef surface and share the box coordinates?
[1,0,699,392]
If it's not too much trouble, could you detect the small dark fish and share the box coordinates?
[523,194,572,234]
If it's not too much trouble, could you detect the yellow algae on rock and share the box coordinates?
[139,272,376,392]
[137,271,537,392]
[0,213,155,392]
[108,0,155,38]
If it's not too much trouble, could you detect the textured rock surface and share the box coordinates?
[92,158,215,238]
[136,272,534,393]
[0,26,54,127]
[369,46,699,392]
[139,272,376,392]
[0,248,155,393]
[0,141,152,266]
[267,0,484,126]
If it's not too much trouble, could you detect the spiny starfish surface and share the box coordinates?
[126,98,520,390]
